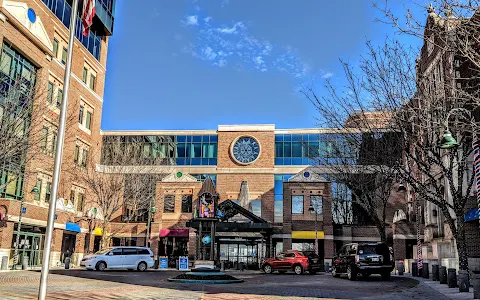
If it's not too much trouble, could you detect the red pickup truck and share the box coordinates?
[261,250,322,275]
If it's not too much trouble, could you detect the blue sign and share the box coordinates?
[202,235,211,245]
[179,256,189,271]
[159,256,168,269]
[21,207,26,214]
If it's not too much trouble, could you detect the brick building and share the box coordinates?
[0,0,115,268]
[100,124,408,268]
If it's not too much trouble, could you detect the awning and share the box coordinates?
[93,228,103,236]
[464,208,479,222]
[291,231,325,239]
[160,228,189,237]
[65,222,80,233]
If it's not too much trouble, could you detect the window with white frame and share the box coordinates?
[82,63,97,92]
[52,32,68,65]
[47,75,63,110]
[40,122,58,156]
[70,186,86,212]
[74,141,89,167]
[36,173,53,203]
[78,101,94,133]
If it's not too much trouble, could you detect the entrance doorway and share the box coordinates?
[61,233,77,263]
[10,224,45,267]
[219,240,262,270]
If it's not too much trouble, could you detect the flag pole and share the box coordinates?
[38,0,79,299]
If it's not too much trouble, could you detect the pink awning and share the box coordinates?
[159,228,189,237]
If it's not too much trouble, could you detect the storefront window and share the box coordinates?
[292,195,304,214]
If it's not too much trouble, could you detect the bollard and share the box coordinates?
[458,270,469,293]
[65,257,71,269]
[439,266,447,284]
[1,256,7,270]
[448,268,457,288]
[324,262,329,273]
[397,261,405,275]
[472,272,480,299]
[422,263,429,279]
[432,265,439,281]
[411,262,418,277]
[220,260,225,271]
[22,256,28,270]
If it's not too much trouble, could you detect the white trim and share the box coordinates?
[393,234,424,240]
[101,129,218,136]
[218,124,275,132]
[271,234,291,239]
[53,59,103,103]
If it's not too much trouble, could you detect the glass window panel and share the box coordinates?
[283,142,291,157]
[274,158,283,165]
[291,142,303,157]
[208,158,217,165]
[191,158,200,165]
[283,134,291,141]
[274,181,283,194]
[0,50,12,75]
[311,196,323,215]
[56,88,63,107]
[309,134,320,141]
[176,136,186,143]
[85,111,92,130]
[175,158,185,165]
[6,173,17,196]
[274,194,283,201]
[201,158,209,165]
[41,127,48,151]
[192,136,201,143]
[292,134,302,141]
[284,158,292,165]
[192,143,201,158]
[292,195,304,214]
[250,200,261,217]
[47,82,54,103]
[274,135,283,142]
[82,67,87,83]
[78,105,84,124]
[275,142,283,157]
[274,201,283,223]
[163,195,175,213]
[181,194,192,213]
[292,158,303,165]
[61,47,67,64]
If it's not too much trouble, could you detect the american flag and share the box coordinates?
[82,0,96,37]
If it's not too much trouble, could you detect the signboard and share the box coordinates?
[159,256,168,269]
[179,256,189,271]
[21,207,26,214]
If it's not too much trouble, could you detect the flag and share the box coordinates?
[82,0,96,37]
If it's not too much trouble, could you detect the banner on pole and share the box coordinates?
[159,256,168,269]
[179,256,189,271]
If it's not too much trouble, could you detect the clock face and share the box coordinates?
[232,136,260,164]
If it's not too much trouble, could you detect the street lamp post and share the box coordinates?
[308,204,318,256]
[12,185,39,270]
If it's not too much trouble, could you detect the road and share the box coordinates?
[0,269,450,299]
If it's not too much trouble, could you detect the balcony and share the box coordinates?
[40,0,115,60]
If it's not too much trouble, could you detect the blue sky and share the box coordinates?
[102,0,424,130]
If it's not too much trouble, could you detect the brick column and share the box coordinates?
[393,238,406,260]
[283,238,292,251]
[0,221,14,265]
[324,238,334,259]
[50,228,64,266]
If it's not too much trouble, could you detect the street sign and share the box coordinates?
[159,256,168,269]
[179,256,189,271]
[21,207,26,214]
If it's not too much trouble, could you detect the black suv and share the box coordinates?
[331,242,394,280]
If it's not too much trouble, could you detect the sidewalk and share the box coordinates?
[402,273,475,300]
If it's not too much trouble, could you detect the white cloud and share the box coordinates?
[254,56,264,65]
[322,72,333,79]
[202,46,217,60]
[204,16,212,23]
[184,15,198,26]
[215,59,227,67]
[217,22,245,34]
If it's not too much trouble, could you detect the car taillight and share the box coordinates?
[355,255,360,264]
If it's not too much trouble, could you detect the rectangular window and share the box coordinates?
[52,38,59,56]
[56,88,63,107]
[76,192,84,211]
[78,105,84,124]
[310,196,323,215]
[74,145,79,164]
[81,149,88,167]
[51,131,57,155]
[70,190,75,204]
[181,194,192,213]
[35,178,43,201]
[89,73,96,90]
[250,200,262,217]
[47,82,54,103]
[45,182,52,203]
[82,67,88,83]
[41,127,48,152]
[163,195,175,213]
[61,47,67,65]
[292,195,304,214]
[86,111,92,130]
[5,173,18,196]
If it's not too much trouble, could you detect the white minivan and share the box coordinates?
[80,246,155,271]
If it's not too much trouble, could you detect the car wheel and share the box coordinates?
[381,272,391,280]
[96,261,106,271]
[332,266,340,278]
[263,264,273,274]
[347,265,357,281]
[293,265,303,275]
[137,262,148,272]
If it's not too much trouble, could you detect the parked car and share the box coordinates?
[261,250,322,275]
[331,242,394,280]
[80,246,155,271]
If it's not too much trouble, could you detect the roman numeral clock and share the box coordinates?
[231,136,261,164]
